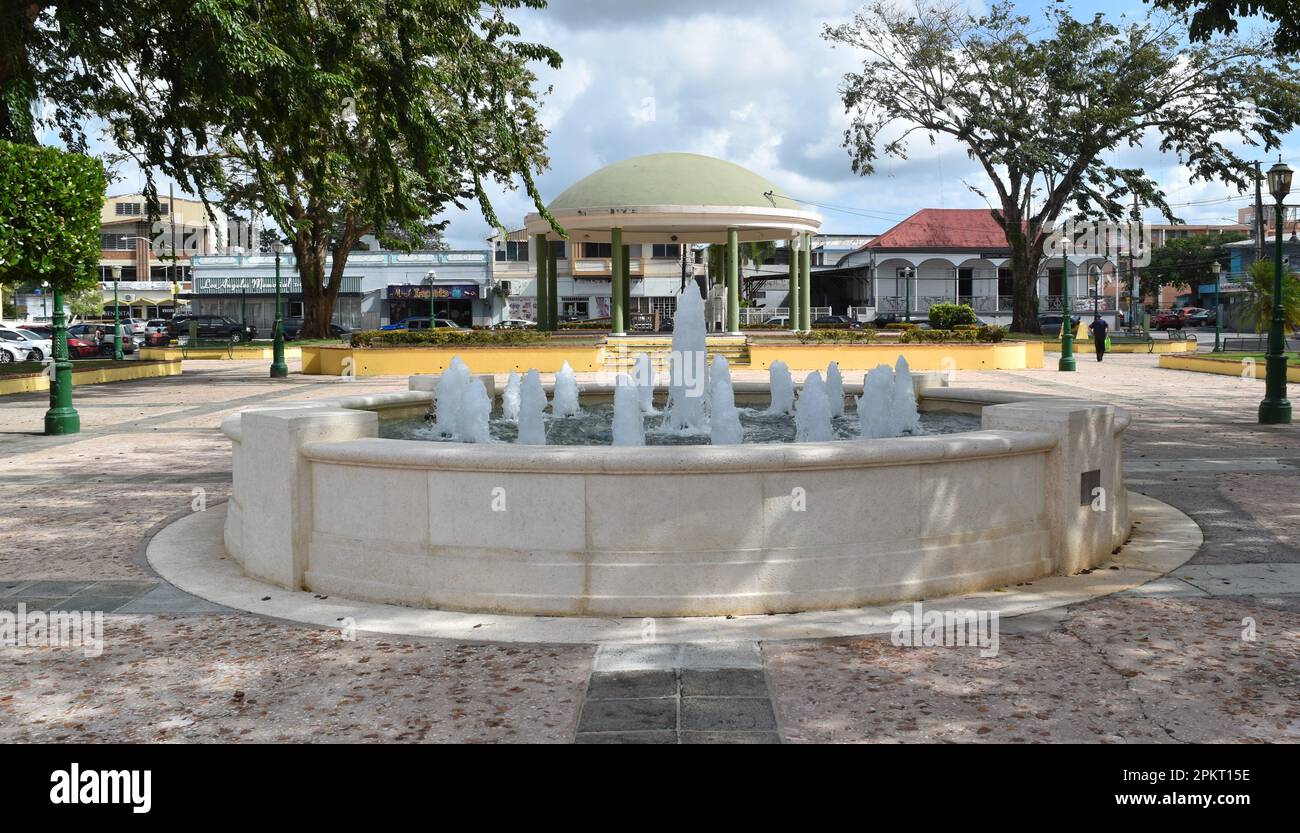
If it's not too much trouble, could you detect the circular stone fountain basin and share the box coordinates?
[219,376,1131,618]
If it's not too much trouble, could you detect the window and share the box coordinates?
[494,241,529,262]
[99,266,137,281]
[651,243,681,259]
[583,242,612,258]
[101,233,136,251]
[997,268,1014,298]
[288,301,305,318]
[115,202,143,216]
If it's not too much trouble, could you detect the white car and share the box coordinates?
[0,327,52,361]
[0,341,26,363]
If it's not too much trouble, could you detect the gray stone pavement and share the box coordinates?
[0,353,1297,742]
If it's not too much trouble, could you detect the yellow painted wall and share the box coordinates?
[302,345,605,376]
[747,341,1043,371]
[1159,354,1300,382]
[1042,339,1197,354]
[139,346,303,361]
[0,360,182,396]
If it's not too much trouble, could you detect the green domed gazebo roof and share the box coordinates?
[548,153,799,212]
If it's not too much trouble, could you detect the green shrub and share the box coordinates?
[953,323,980,331]
[977,324,1008,343]
[928,303,978,330]
[795,328,877,344]
[558,318,612,330]
[352,329,552,347]
[884,322,920,331]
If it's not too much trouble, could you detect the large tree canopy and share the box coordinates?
[824,0,1300,332]
[1151,1,1300,54]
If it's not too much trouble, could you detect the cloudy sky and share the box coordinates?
[98,0,1296,248]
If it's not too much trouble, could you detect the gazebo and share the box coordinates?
[522,153,822,335]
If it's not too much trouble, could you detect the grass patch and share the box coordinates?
[0,359,128,377]
[1204,351,1300,366]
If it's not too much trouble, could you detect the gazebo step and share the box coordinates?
[602,340,750,371]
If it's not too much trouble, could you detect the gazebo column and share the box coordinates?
[621,244,631,327]
[534,234,548,330]
[546,241,558,331]
[800,232,812,332]
[788,236,800,331]
[726,227,740,335]
[611,227,625,335]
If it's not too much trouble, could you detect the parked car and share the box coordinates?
[379,316,463,331]
[66,324,136,355]
[762,315,790,328]
[278,318,353,340]
[813,314,864,330]
[1185,309,1217,327]
[492,318,537,330]
[65,336,100,359]
[145,318,169,336]
[0,341,27,362]
[167,315,257,341]
[1150,310,1185,331]
[0,326,52,360]
[18,324,53,339]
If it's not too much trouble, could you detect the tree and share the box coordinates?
[66,284,103,321]
[824,1,1300,332]
[1145,231,1248,297]
[1240,259,1300,333]
[1151,1,1300,54]
[209,0,561,337]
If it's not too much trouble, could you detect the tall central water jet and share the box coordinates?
[795,370,833,442]
[516,369,548,445]
[662,284,709,432]
[710,355,742,445]
[552,360,581,417]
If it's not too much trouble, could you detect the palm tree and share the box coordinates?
[1240,260,1300,334]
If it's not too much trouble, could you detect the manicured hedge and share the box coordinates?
[897,324,1007,344]
[795,328,878,344]
[351,329,552,347]
[928,303,978,330]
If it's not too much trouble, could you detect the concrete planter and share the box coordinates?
[220,378,1129,617]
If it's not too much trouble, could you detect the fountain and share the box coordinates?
[552,360,581,418]
[431,357,472,438]
[858,364,896,439]
[462,378,492,443]
[501,370,521,421]
[891,355,920,434]
[612,374,645,446]
[662,285,709,432]
[767,360,794,415]
[825,361,845,418]
[633,352,657,414]
[794,370,833,442]
[709,355,743,445]
[516,369,548,445]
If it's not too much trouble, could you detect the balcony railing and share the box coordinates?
[877,295,1117,314]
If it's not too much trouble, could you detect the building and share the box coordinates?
[97,192,225,319]
[1238,205,1299,239]
[837,208,1123,325]
[187,249,497,332]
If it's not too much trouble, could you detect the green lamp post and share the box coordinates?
[1058,227,1076,372]
[270,243,288,378]
[1210,260,1223,353]
[110,265,124,361]
[43,284,79,435]
[1259,158,1292,424]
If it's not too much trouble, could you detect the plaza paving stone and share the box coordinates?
[1,352,1298,743]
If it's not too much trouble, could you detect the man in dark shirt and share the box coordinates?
[1088,315,1110,362]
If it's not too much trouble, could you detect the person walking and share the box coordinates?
[1088,314,1110,362]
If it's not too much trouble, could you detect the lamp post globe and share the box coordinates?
[1259,158,1293,424]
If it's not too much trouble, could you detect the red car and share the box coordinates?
[1149,310,1185,331]
[65,336,98,359]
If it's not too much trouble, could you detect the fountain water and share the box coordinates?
[612,374,646,446]
[432,357,472,438]
[825,361,845,418]
[709,355,743,445]
[516,369,548,445]
[633,352,657,414]
[462,378,493,443]
[891,356,920,434]
[501,370,521,421]
[794,370,834,442]
[662,285,710,432]
[767,360,794,415]
[552,360,581,417]
[858,364,897,439]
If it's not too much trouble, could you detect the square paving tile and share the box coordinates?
[586,670,677,701]
[681,668,768,698]
[578,698,677,733]
[680,641,763,670]
[51,596,137,613]
[15,581,93,598]
[0,581,32,598]
[592,643,683,672]
[680,698,777,732]
[0,598,63,613]
[575,731,677,744]
[115,585,233,614]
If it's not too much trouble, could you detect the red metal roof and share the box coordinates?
[867,209,1011,250]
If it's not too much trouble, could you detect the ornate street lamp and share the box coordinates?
[110,266,124,361]
[1259,158,1292,424]
[1210,260,1222,353]
[1059,226,1076,372]
[270,241,288,379]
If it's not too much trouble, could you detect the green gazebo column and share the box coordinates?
[611,227,625,335]
[788,237,800,331]
[726,227,740,334]
[534,234,548,330]
[547,241,558,331]
[800,232,812,332]
[622,244,632,328]
[44,285,80,435]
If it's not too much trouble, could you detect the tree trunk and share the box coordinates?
[1010,257,1040,334]
[296,238,348,339]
